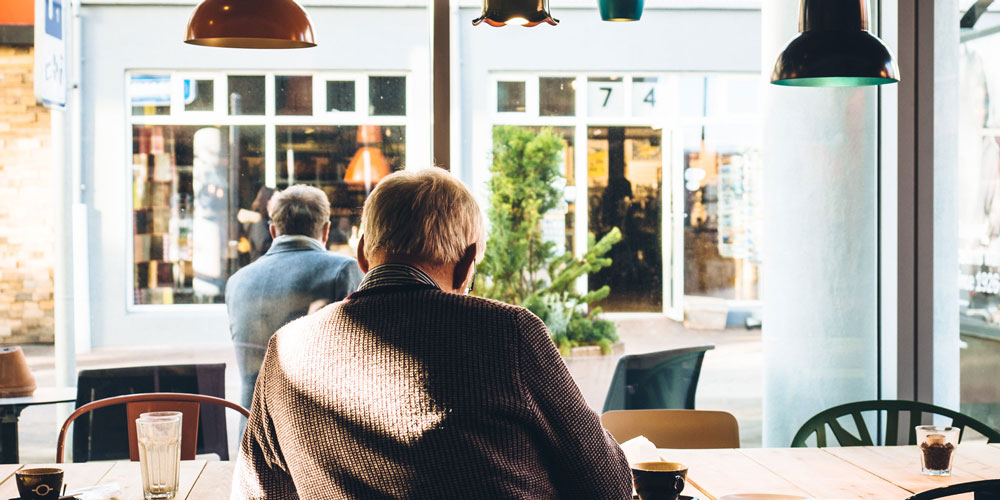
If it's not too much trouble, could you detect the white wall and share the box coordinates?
[79,5,431,347]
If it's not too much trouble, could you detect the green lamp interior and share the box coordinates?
[772,76,898,87]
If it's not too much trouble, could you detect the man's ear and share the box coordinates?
[357,235,369,273]
[269,223,277,239]
[319,220,331,246]
[452,243,477,292]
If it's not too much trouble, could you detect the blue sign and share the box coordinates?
[45,0,62,40]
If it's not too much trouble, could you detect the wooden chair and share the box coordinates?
[791,400,1000,447]
[601,409,741,448]
[602,345,715,413]
[905,479,1000,499]
[56,392,249,463]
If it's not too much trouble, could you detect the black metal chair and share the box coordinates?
[72,364,230,461]
[791,400,1000,447]
[906,479,1000,499]
[601,345,714,413]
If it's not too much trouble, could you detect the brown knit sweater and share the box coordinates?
[233,272,633,500]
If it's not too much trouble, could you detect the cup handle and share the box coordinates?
[675,475,685,494]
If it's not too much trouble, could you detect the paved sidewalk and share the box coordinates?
[11,316,762,463]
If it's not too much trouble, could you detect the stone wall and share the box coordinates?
[0,45,54,344]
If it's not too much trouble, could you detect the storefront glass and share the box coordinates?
[129,72,408,306]
[491,73,760,314]
[957,39,1000,430]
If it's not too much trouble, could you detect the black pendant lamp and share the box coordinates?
[472,0,558,27]
[771,0,898,87]
[185,0,316,49]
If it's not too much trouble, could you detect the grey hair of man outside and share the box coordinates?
[267,184,331,240]
[361,167,486,266]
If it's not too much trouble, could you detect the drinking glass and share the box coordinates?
[916,425,960,476]
[136,411,182,499]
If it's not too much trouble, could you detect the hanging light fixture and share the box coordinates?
[344,125,392,194]
[598,0,643,22]
[185,0,316,49]
[472,0,558,27]
[771,0,898,87]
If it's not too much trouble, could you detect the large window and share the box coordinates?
[128,72,410,306]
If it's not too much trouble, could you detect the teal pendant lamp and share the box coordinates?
[771,0,899,87]
[599,0,643,22]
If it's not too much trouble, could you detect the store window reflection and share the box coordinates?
[588,126,663,312]
[276,125,406,256]
[958,41,1000,430]
[682,125,761,301]
[131,125,265,305]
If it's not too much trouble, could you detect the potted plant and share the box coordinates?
[476,125,623,408]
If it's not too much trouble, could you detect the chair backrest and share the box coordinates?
[602,345,714,413]
[73,364,228,461]
[601,409,740,449]
[791,399,1000,447]
[905,479,1000,500]
[56,392,249,463]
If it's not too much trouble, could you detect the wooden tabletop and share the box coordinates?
[0,460,233,499]
[659,443,1000,500]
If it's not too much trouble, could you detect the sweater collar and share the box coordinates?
[358,263,441,291]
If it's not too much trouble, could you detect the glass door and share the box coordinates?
[586,125,664,312]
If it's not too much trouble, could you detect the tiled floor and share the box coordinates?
[12,316,762,463]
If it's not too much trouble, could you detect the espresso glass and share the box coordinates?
[916,425,960,476]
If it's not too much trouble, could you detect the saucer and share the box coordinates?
[717,495,814,500]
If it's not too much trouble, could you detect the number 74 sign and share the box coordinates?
[586,79,663,118]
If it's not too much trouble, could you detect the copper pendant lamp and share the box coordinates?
[345,125,392,193]
[771,0,898,87]
[185,0,316,49]
[472,0,558,26]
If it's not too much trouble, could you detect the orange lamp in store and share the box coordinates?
[345,125,392,193]
[472,0,558,26]
[185,0,316,49]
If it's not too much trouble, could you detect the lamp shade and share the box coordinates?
[185,0,316,49]
[598,0,643,22]
[357,124,383,145]
[0,346,35,397]
[472,0,558,26]
[345,147,392,191]
[771,0,898,87]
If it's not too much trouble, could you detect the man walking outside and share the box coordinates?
[226,185,363,409]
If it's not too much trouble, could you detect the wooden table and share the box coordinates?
[0,387,77,464]
[659,443,1000,499]
[0,460,234,499]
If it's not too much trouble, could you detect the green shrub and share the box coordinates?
[476,125,620,355]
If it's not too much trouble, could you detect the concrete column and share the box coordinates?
[761,0,879,446]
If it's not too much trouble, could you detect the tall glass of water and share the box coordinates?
[136,411,182,499]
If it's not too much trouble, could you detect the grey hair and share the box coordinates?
[361,168,485,264]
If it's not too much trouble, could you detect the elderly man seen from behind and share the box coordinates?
[233,167,633,499]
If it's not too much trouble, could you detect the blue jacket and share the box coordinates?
[225,235,363,408]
